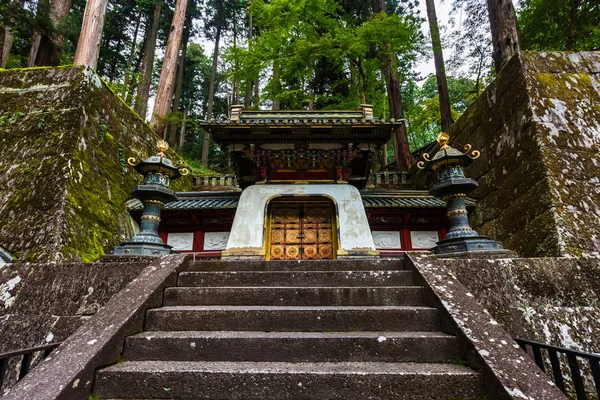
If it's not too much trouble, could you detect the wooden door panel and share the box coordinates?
[268,201,335,260]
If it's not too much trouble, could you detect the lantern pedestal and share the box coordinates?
[418,133,516,259]
[111,141,188,257]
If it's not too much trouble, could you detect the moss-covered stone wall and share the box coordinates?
[444,257,600,354]
[0,66,192,262]
[440,51,600,257]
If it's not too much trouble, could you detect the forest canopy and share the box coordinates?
[0,0,598,169]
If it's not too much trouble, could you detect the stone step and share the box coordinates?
[183,259,404,272]
[123,331,459,363]
[163,286,427,306]
[145,305,440,332]
[94,361,483,399]
[177,270,414,287]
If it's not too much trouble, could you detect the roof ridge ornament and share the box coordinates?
[156,139,169,157]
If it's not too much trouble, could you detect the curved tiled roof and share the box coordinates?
[127,190,474,212]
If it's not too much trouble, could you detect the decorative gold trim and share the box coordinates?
[337,249,349,256]
[464,144,472,153]
[144,200,165,207]
[422,153,431,161]
[417,161,426,170]
[471,150,481,159]
[141,215,161,222]
[127,157,138,166]
[293,194,311,197]
[180,168,190,176]
[367,250,380,256]
[447,209,468,217]
[443,193,467,201]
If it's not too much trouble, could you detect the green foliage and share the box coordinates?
[447,0,494,91]
[404,74,477,151]
[225,0,422,114]
[518,0,600,51]
[183,158,221,176]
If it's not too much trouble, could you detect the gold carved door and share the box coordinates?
[268,201,335,260]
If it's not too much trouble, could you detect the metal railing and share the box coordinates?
[515,338,600,399]
[0,343,61,390]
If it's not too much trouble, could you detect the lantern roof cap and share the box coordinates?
[417,132,481,171]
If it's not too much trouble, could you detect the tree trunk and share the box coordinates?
[150,0,188,138]
[244,2,254,108]
[34,0,73,66]
[0,27,8,68]
[126,42,144,105]
[108,37,123,81]
[486,0,520,73]
[135,0,162,118]
[167,31,188,146]
[178,108,187,150]
[0,0,23,68]
[122,13,141,98]
[27,32,41,67]
[425,0,453,131]
[201,24,221,166]
[372,0,413,171]
[272,61,280,110]
[566,0,580,51]
[232,7,240,105]
[73,0,109,69]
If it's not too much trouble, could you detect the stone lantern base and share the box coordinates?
[111,242,174,257]
[433,235,517,259]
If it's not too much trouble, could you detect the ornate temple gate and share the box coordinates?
[267,198,336,260]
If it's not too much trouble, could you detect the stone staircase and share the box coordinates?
[92,259,485,399]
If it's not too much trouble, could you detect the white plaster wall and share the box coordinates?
[226,184,376,255]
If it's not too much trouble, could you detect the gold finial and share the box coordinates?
[157,139,169,156]
[437,132,451,150]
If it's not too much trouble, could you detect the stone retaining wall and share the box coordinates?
[0,66,192,262]
[0,259,150,353]
[444,257,600,352]
[416,51,600,257]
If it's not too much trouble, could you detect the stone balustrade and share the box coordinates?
[367,171,410,188]
[193,175,239,190]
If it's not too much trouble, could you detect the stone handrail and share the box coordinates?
[406,252,567,399]
[1,255,189,400]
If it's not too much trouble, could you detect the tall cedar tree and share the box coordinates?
[486,0,519,73]
[167,25,190,146]
[121,10,142,98]
[151,0,189,137]
[0,0,24,68]
[73,0,109,69]
[135,0,162,118]
[424,0,453,131]
[28,0,73,66]
[372,0,413,171]
[201,0,229,166]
